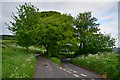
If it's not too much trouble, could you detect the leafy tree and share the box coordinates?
[74,12,116,56]
[82,32,116,54]
[6,3,39,50]
[34,11,77,56]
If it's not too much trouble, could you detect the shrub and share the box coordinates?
[71,52,119,79]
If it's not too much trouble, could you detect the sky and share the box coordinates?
[0,0,119,47]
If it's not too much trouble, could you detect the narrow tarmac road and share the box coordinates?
[34,56,104,80]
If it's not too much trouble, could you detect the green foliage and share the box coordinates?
[7,2,77,56]
[74,12,99,32]
[74,12,116,56]
[6,2,116,57]
[71,52,119,79]
[6,3,39,50]
[2,47,36,78]
[35,11,76,56]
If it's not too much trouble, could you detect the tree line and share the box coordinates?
[6,3,116,57]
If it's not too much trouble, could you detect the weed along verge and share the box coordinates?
[2,47,36,78]
[70,52,119,79]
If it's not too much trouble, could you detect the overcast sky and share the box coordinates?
[0,0,119,47]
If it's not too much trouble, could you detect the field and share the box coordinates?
[71,52,119,79]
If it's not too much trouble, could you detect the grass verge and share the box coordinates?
[40,54,62,66]
[70,52,119,79]
[2,47,36,78]
[48,57,62,66]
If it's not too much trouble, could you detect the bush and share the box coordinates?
[71,52,119,79]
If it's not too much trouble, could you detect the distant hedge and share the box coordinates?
[1,35,14,40]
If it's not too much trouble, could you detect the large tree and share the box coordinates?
[6,3,39,50]
[81,32,116,54]
[74,12,116,55]
[34,11,77,56]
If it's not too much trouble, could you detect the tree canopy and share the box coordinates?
[6,3,116,56]
[74,12,116,55]
[34,11,76,56]
[6,3,39,50]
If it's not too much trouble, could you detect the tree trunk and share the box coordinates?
[46,46,49,55]
[26,46,29,51]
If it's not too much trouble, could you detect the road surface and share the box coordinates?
[34,56,104,79]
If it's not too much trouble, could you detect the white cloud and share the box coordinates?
[99,20,118,34]
[0,2,2,35]
[112,33,118,46]
[99,20,118,47]
[98,13,117,21]
[1,0,119,2]
[33,2,117,17]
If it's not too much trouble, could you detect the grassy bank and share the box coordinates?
[71,52,119,79]
[41,54,62,66]
[48,57,62,66]
[2,47,36,78]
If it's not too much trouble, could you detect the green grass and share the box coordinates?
[1,40,61,78]
[41,54,62,66]
[0,40,12,43]
[0,45,1,79]
[60,52,75,58]
[48,57,62,66]
[60,52,75,54]
[2,47,36,78]
[0,40,45,53]
[0,40,14,46]
[10,43,45,54]
[71,52,119,79]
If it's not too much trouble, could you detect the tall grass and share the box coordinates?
[71,52,119,79]
[2,47,36,78]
